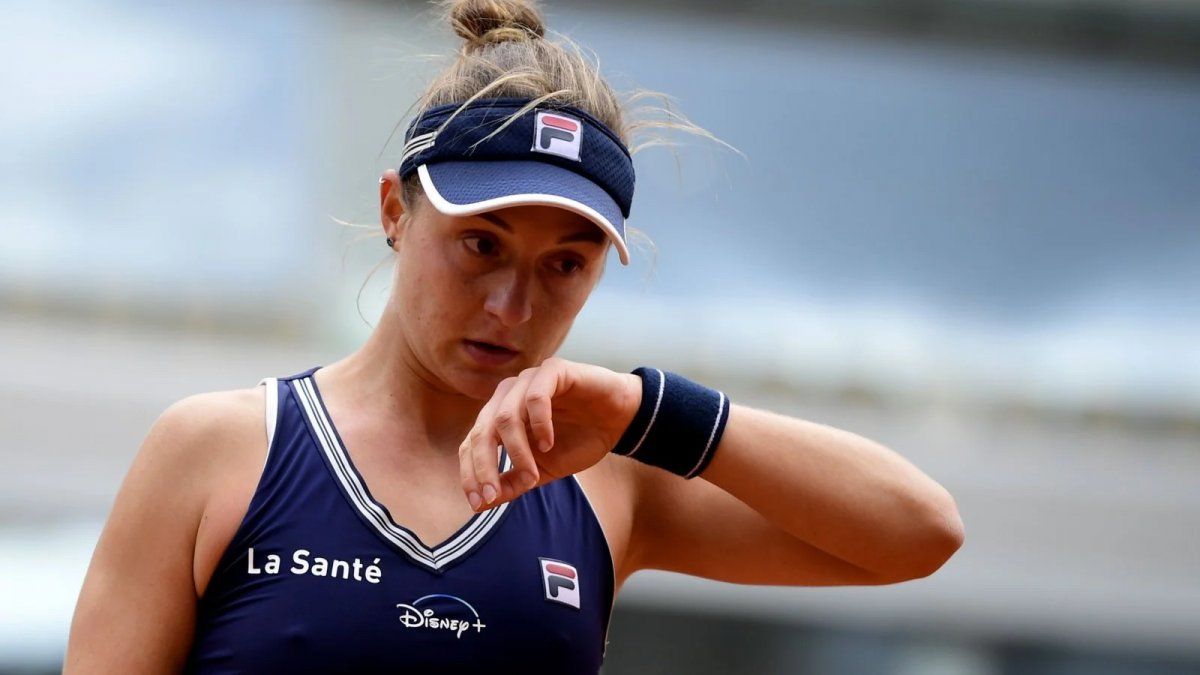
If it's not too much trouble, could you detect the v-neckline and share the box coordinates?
[290,367,514,573]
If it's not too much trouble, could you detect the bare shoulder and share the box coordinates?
[154,387,264,474]
[171,386,271,596]
[103,387,261,516]
[105,385,268,596]
[65,385,267,672]
[154,387,263,458]
[126,387,265,513]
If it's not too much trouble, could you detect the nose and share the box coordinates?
[483,267,534,327]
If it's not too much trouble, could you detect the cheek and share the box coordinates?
[415,244,486,332]
[397,241,457,326]
[554,271,598,311]
[531,283,591,340]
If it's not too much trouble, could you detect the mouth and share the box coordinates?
[462,339,521,366]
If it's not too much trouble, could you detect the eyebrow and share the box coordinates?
[476,212,608,245]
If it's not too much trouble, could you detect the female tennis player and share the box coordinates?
[65,1,963,672]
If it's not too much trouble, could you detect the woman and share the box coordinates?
[65,1,964,672]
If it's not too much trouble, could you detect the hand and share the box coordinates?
[458,357,641,511]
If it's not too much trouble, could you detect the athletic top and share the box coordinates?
[184,366,616,674]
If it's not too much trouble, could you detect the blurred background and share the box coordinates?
[2,0,1198,672]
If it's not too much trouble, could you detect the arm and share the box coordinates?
[626,401,965,585]
[64,392,253,673]
[455,358,963,587]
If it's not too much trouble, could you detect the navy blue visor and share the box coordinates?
[398,98,635,265]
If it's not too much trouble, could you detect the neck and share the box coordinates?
[318,299,486,456]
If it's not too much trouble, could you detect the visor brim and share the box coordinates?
[418,162,630,266]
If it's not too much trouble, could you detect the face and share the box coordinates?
[380,171,610,399]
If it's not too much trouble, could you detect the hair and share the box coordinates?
[348,0,735,324]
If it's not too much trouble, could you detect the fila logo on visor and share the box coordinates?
[539,558,581,609]
[531,111,582,161]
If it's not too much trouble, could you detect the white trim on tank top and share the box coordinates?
[290,375,513,571]
[256,377,279,469]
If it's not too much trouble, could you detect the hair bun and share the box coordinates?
[449,0,546,49]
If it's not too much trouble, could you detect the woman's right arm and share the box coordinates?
[64,391,252,674]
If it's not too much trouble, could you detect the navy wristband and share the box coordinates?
[610,367,731,478]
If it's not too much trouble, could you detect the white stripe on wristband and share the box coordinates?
[685,391,727,478]
[626,368,665,460]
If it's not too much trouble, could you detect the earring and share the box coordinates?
[386,237,395,248]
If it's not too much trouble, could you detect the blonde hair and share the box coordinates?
[350,0,733,323]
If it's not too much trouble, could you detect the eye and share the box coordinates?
[551,256,586,276]
[463,234,499,257]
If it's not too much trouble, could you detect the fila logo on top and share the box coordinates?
[531,111,583,161]
[539,557,581,610]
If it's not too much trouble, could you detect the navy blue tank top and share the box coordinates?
[185,366,616,674]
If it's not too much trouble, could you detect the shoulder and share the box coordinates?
[148,384,265,468]
[152,386,263,454]
[578,451,729,581]
[65,385,267,669]
[119,386,266,531]
[125,386,264,502]
[134,385,272,595]
[578,449,674,513]
[573,452,660,589]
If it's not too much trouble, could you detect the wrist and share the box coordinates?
[615,372,642,437]
[609,366,731,479]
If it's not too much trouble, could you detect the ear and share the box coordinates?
[379,169,406,245]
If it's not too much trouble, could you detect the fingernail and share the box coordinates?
[521,471,537,488]
[468,491,482,510]
[482,484,497,505]
[539,439,551,452]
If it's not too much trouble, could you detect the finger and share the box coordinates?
[458,436,482,511]
[524,360,564,453]
[493,465,548,508]
[470,427,502,509]
[492,370,541,499]
[470,377,519,509]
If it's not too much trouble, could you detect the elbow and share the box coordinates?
[908,490,965,579]
[878,489,966,583]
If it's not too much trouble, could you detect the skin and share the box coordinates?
[64,168,965,673]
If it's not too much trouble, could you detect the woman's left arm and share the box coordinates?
[459,359,964,587]
[623,401,965,586]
